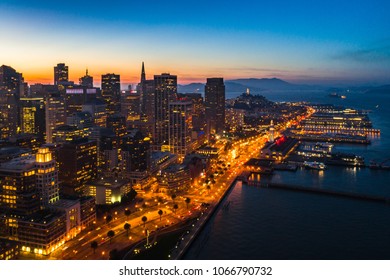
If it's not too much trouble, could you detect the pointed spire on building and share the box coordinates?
[86,68,89,76]
[141,62,146,83]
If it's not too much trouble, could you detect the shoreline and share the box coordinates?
[171,177,240,260]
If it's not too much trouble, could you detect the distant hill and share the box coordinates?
[178,78,321,94]
[227,78,321,91]
[177,83,204,93]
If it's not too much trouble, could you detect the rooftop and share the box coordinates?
[0,155,35,172]
[86,178,129,189]
[51,199,80,209]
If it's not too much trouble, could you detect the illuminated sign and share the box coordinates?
[66,89,83,94]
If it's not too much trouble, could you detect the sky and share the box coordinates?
[1,0,389,87]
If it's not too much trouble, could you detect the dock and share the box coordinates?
[259,183,390,204]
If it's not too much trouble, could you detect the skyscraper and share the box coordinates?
[205,78,225,136]
[19,97,46,141]
[169,101,193,161]
[79,69,93,88]
[54,63,69,86]
[154,73,177,150]
[0,65,24,97]
[0,65,24,138]
[101,73,120,116]
[57,138,97,195]
[45,94,66,143]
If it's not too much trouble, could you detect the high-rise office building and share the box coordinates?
[79,69,93,88]
[82,99,107,128]
[19,97,46,141]
[205,78,225,136]
[54,63,69,86]
[0,92,18,139]
[121,129,150,173]
[169,101,194,161]
[0,65,24,98]
[0,65,25,139]
[106,114,126,139]
[57,138,98,195]
[35,148,59,207]
[154,73,177,149]
[0,155,40,221]
[178,93,205,131]
[101,73,120,116]
[45,94,66,143]
[65,87,97,116]
[121,91,141,123]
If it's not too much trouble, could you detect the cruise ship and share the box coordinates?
[303,161,326,170]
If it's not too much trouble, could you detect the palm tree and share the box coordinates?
[158,209,163,221]
[124,223,131,237]
[90,241,98,254]
[107,230,115,244]
[173,204,178,214]
[206,185,211,194]
[171,194,176,202]
[141,216,147,228]
[105,214,113,224]
[124,209,131,219]
[185,197,191,209]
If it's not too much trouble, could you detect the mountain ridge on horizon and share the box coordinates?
[178,77,320,93]
[177,78,390,94]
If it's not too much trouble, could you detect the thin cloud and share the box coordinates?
[332,45,390,63]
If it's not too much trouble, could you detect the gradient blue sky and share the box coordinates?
[1,0,389,86]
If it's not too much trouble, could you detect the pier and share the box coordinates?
[258,183,390,204]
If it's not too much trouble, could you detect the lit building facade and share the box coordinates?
[169,101,194,161]
[20,97,46,140]
[158,164,191,194]
[0,239,19,260]
[45,94,66,144]
[85,178,132,205]
[35,147,59,207]
[57,138,98,195]
[18,209,66,256]
[82,99,107,128]
[54,63,69,85]
[121,91,141,123]
[52,125,90,144]
[65,87,97,116]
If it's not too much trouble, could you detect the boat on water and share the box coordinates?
[303,161,326,170]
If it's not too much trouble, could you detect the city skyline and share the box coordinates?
[1,1,390,86]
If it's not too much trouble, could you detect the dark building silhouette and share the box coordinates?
[57,138,97,195]
[154,73,177,150]
[205,78,225,136]
[101,73,120,116]
[0,65,25,138]
[54,63,69,86]
[121,129,150,172]
[19,97,46,142]
[79,69,93,88]
[0,65,24,97]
